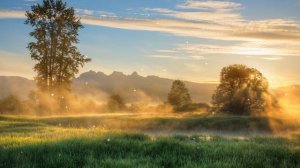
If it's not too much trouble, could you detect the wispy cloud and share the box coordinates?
[156,49,178,53]
[75,9,116,17]
[76,9,94,16]
[177,0,241,11]
[177,42,300,57]
[151,40,300,62]
[1,9,300,43]
[148,55,188,60]
[149,54,205,60]
[146,8,241,22]
[0,9,116,19]
[0,10,25,19]
[1,0,300,58]
[79,16,300,44]
[188,56,206,60]
[261,57,283,61]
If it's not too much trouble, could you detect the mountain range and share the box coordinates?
[0,71,217,103]
[0,76,35,100]
[1,71,300,104]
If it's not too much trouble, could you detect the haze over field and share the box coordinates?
[0,71,217,102]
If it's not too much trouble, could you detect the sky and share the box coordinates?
[0,0,300,86]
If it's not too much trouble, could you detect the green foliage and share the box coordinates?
[107,94,126,112]
[25,0,91,94]
[212,64,274,115]
[168,80,192,112]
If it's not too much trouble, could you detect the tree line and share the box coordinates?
[167,64,277,115]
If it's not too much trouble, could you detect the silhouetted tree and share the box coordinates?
[212,64,272,115]
[107,94,126,112]
[168,80,192,111]
[25,0,90,94]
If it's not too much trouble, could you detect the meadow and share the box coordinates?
[0,113,300,168]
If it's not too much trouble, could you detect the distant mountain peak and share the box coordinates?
[0,71,218,102]
[88,70,96,73]
[96,71,106,76]
[131,71,140,77]
[110,71,125,77]
[78,70,97,78]
[146,75,160,79]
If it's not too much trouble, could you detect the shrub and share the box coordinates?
[107,94,126,112]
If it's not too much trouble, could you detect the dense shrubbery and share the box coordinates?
[106,94,126,112]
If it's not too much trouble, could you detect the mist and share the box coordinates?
[265,86,300,136]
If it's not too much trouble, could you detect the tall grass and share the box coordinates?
[1,134,300,168]
[0,114,300,167]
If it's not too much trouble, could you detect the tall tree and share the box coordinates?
[212,64,274,115]
[168,80,192,111]
[25,0,90,94]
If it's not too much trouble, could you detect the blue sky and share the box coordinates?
[0,0,300,86]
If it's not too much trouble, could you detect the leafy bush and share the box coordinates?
[107,94,126,112]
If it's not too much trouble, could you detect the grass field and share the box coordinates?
[1,113,300,167]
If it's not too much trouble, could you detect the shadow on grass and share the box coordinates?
[0,133,299,168]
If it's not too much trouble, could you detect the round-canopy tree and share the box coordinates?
[212,64,273,115]
[25,0,91,94]
[168,80,192,112]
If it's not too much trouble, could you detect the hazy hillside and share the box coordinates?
[73,71,217,103]
[3,71,300,104]
[0,71,217,103]
[0,76,35,99]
